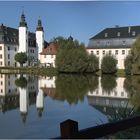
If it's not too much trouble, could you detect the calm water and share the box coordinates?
[0,74,138,138]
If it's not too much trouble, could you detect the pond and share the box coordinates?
[0,74,139,138]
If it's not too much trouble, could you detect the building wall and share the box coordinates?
[40,54,56,67]
[0,44,5,67]
[19,27,28,53]
[87,48,130,69]
[88,77,128,99]
[5,44,18,67]
[36,31,44,55]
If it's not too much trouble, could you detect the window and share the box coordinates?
[91,51,93,54]
[115,50,118,55]
[51,55,53,58]
[0,61,2,65]
[44,55,46,58]
[1,89,3,93]
[96,50,99,55]
[105,33,108,37]
[8,61,10,66]
[8,81,10,86]
[114,91,117,96]
[0,54,2,59]
[32,50,34,53]
[117,32,120,37]
[0,46,2,50]
[8,46,10,51]
[123,41,126,45]
[8,54,10,59]
[102,50,105,55]
[122,50,125,55]
[132,31,136,36]
[1,81,2,85]
[15,48,17,51]
[109,50,112,55]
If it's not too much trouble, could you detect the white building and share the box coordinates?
[87,26,140,69]
[0,12,49,67]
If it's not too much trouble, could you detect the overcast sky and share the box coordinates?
[0,1,140,45]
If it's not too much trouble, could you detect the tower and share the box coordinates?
[18,12,28,53]
[36,17,44,59]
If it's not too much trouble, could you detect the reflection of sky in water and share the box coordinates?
[0,74,136,138]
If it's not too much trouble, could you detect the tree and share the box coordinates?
[15,52,27,67]
[86,54,99,73]
[124,54,133,75]
[101,54,117,74]
[15,75,27,88]
[126,35,140,75]
[55,36,99,73]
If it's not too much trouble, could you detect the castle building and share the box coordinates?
[87,26,140,69]
[0,12,50,67]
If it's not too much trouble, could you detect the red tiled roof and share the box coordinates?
[40,43,58,55]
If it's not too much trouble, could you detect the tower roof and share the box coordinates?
[19,12,27,27]
[36,17,44,31]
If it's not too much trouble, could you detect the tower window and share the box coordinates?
[0,54,2,59]
[96,50,99,55]
[8,46,10,51]
[0,46,2,50]
[103,50,105,55]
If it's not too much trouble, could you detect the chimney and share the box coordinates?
[128,26,131,34]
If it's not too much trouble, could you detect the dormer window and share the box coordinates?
[117,32,120,37]
[132,31,136,36]
[123,41,126,45]
[105,33,108,38]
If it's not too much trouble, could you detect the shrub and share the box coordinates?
[101,54,117,74]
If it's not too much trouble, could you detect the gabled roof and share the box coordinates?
[90,25,140,40]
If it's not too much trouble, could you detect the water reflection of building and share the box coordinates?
[0,74,56,122]
[87,77,132,116]
[39,76,56,97]
[0,74,38,120]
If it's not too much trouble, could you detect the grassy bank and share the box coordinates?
[0,67,58,76]
[0,67,125,77]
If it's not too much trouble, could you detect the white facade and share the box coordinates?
[87,48,131,69]
[40,54,56,67]
[36,31,44,59]
[18,27,28,53]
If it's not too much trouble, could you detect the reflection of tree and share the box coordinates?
[37,108,44,118]
[101,75,117,94]
[55,74,98,105]
[86,75,98,93]
[21,112,27,124]
[15,75,27,89]
[124,76,140,110]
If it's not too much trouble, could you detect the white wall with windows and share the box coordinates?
[87,48,130,69]
[40,54,56,67]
